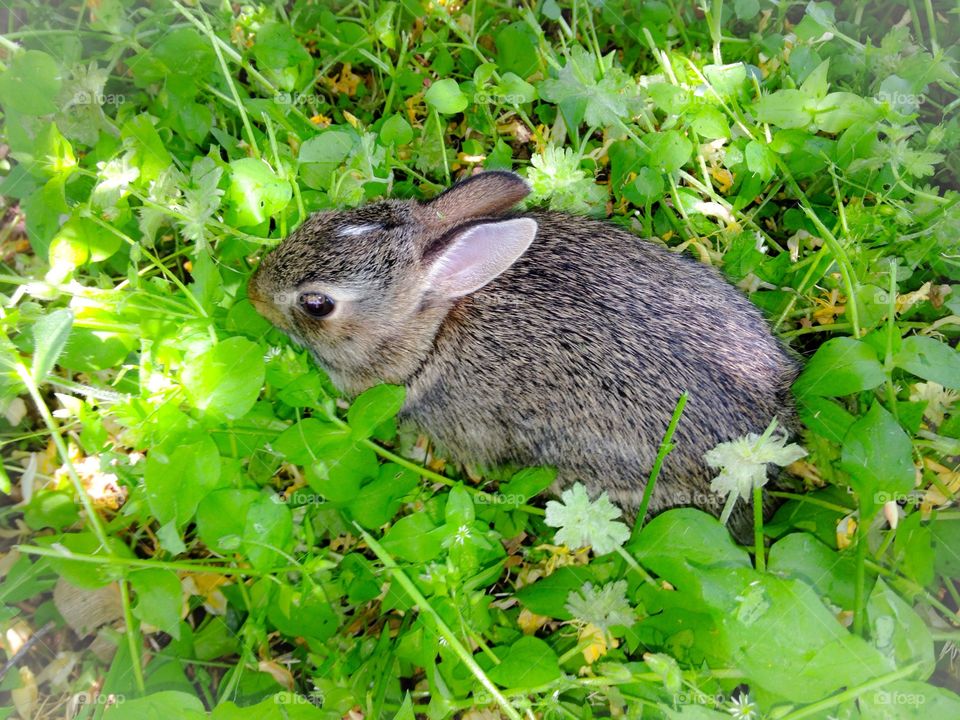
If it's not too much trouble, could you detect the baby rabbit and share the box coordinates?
[248,171,798,532]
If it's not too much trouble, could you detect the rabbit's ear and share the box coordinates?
[424,218,537,299]
[416,171,530,227]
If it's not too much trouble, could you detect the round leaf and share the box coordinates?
[646,130,692,173]
[182,336,266,421]
[347,384,405,438]
[379,114,413,146]
[145,434,222,526]
[894,336,960,389]
[425,79,468,114]
[224,158,292,227]
[840,402,915,515]
[793,337,885,398]
[488,636,561,689]
[243,495,293,570]
[0,50,62,115]
[130,568,183,639]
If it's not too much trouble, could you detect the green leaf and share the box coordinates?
[347,464,419,529]
[58,327,135,372]
[145,434,222,526]
[753,89,813,129]
[733,0,759,20]
[444,484,475,526]
[695,568,891,702]
[243,495,293,570]
[372,2,398,50]
[798,59,831,99]
[393,693,415,720]
[797,395,855,443]
[48,215,123,271]
[381,513,443,562]
[196,489,261,553]
[624,166,665,205]
[793,337,886,397]
[814,92,878,133]
[103,691,205,717]
[688,106,730,139]
[499,466,557,506]
[868,579,935,677]
[645,130,692,174]
[253,23,311,70]
[299,130,355,189]
[539,46,641,128]
[0,50,62,115]
[131,27,214,101]
[31,308,73,383]
[130,568,183,639]
[182,337,266,421]
[379,114,413,146]
[768,533,857,608]
[347,383,405,438]
[267,584,339,642]
[487,636,562,689]
[274,417,339,464]
[496,72,537,104]
[33,123,77,178]
[630,508,751,583]
[23,490,79,531]
[703,63,747,98]
[840,402,915,516]
[516,565,593,619]
[121,115,174,184]
[41,532,135,589]
[745,140,776,181]
[224,158,292,227]
[894,336,960,389]
[424,79,468,114]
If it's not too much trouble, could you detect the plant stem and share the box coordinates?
[615,546,657,586]
[631,391,688,541]
[119,580,146,694]
[778,662,922,720]
[357,525,522,720]
[753,485,765,572]
[17,545,300,577]
[852,512,869,636]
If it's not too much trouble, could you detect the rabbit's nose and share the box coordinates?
[247,277,288,328]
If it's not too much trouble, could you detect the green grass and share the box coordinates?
[1,0,959,718]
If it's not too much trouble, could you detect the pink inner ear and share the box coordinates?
[426,218,538,299]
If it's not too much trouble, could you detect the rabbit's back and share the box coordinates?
[405,211,797,511]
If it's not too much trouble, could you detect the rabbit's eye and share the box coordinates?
[297,292,335,318]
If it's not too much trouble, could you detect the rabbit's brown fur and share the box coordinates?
[249,171,798,531]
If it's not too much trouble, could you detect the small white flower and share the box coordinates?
[705,419,806,524]
[909,381,957,426]
[454,524,471,545]
[727,692,759,720]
